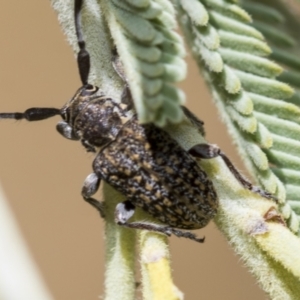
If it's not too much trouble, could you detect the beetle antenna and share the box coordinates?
[0,108,60,121]
[74,0,90,86]
[0,0,89,122]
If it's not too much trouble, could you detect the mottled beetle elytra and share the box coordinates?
[0,0,277,243]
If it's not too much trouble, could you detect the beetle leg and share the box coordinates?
[56,121,80,140]
[188,143,220,159]
[115,200,136,224]
[112,47,126,82]
[188,143,277,201]
[111,48,134,109]
[82,173,105,218]
[120,84,134,109]
[115,200,205,243]
[81,139,96,153]
[166,229,205,243]
[57,121,96,152]
[181,106,205,136]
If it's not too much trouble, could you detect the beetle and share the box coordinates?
[0,0,275,243]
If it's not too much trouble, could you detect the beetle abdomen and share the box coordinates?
[93,117,218,229]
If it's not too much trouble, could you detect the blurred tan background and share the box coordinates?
[0,1,267,299]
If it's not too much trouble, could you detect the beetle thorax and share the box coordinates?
[61,86,133,149]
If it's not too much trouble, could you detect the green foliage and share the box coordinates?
[178,0,300,237]
[51,0,300,299]
[240,0,300,234]
[100,0,186,126]
[177,0,300,297]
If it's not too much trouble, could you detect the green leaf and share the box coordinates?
[177,0,300,296]
[51,0,300,299]
[99,0,187,125]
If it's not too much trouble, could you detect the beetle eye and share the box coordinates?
[82,84,99,96]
